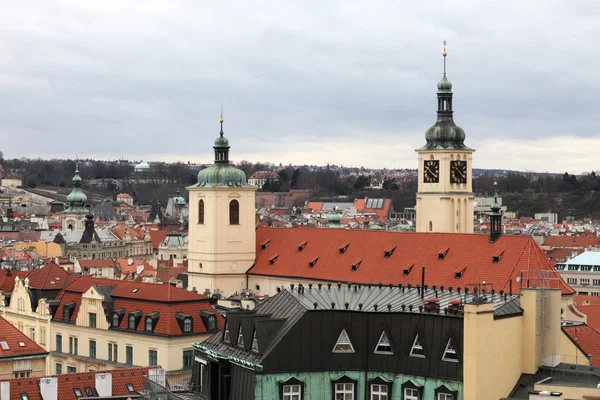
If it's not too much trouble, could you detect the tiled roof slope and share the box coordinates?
[110,281,204,302]
[1,367,150,400]
[0,316,48,359]
[563,324,600,366]
[26,262,69,290]
[574,295,600,307]
[250,227,574,295]
[149,229,169,249]
[544,235,600,248]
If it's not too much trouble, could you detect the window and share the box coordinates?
[332,329,355,353]
[442,338,459,362]
[374,331,393,355]
[56,363,62,375]
[184,318,192,333]
[129,315,136,329]
[183,350,193,368]
[198,199,205,224]
[69,337,73,354]
[108,343,113,361]
[251,330,259,352]
[40,328,46,345]
[208,317,216,331]
[223,321,230,342]
[145,317,153,332]
[112,314,119,327]
[581,278,590,286]
[370,384,388,400]
[64,307,70,320]
[149,350,158,366]
[84,388,97,397]
[196,357,207,393]
[567,278,577,285]
[67,366,76,374]
[89,340,96,358]
[435,386,457,400]
[0,341,8,350]
[73,388,83,398]
[409,334,425,358]
[56,334,62,353]
[438,394,453,400]
[282,384,301,400]
[14,371,31,378]
[229,200,240,225]
[30,328,35,342]
[334,383,354,400]
[237,326,244,347]
[113,344,118,362]
[594,279,600,286]
[404,388,420,400]
[126,346,133,365]
[20,394,29,400]
[126,384,136,393]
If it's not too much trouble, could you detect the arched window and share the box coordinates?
[198,199,205,224]
[128,315,135,329]
[145,318,153,331]
[112,314,119,327]
[184,318,192,333]
[229,200,239,225]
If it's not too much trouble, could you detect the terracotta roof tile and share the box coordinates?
[0,316,48,359]
[563,324,600,366]
[544,235,600,248]
[249,227,574,295]
[1,367,149,400]
[149,229,169,249]
[575,295,600,307]
[26,262,69,290]
[110,281,205,302]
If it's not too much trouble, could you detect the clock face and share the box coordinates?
[450,160,468,184]
[423,160,440,183]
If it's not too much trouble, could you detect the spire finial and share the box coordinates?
[493,181,498,201]
[442,40,447,75]
[219,104,224,136]
[75,155,80,173]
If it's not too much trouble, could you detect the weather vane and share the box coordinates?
[220,103,224,123]
[442,40,447,74]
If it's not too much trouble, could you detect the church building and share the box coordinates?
[415,45,474,234]
[62,163,88,231]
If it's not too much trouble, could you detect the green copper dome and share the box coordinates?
[190,117,253,189]
[437,73,453,92]
[172,189,186,206]
[491,185,501,214]
[65,163,88,212]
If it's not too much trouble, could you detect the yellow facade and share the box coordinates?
[415,150,474,233]
[0,357,47,379]
[187,187,256,296]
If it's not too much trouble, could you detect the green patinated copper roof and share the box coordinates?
[65,163,88,212]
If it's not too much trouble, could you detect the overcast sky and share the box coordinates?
[1,1,598,173]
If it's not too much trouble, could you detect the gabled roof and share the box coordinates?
[78,259,118,270]
[543,235,600,249]
[249,227,574,295]
[0,367,150,400]
[0,316,48,359]
[149,229,169,249]
[26,262,69,290]
[563,323,600,366]
[353,198,392,219]
[0,269,28,292]
[110,281,205,302]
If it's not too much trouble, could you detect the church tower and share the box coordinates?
[62,161,88,231]
[416,43,474,233]
[186,114,257,296]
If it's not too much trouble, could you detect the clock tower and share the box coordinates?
[416,43,474,233]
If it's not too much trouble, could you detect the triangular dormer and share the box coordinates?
[409,333,425,358]
[251,329,259,352]
[373,331,393,355]
[441,337,459,362]
[237,325,244,348]
[332,329,355,353]
[223,320,230,342]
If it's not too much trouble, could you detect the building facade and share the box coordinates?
[186,116,257,296]
[555,251,600,296]
[0,316,48,380]
[415,49,474,234]
[62,163,88,231]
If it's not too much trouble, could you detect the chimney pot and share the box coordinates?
[1,382,10,400]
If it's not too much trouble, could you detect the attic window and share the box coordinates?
[374,331,393,355]
[184,318,192,333]
[50,281,55,285]
[20,394,30,400]
[269,255,279,264]
[339,242,350,254]
[298,241,308,251]
[237,326,245,348]
[384,247,396,258]
[126,384,136,393]
[131,288,139,293]
[403,264,414,275]
[438,247,450,260]
[84,388,97,397]
[442,338,459,363]
[73,388,83,398]
[251,329,259,352]
[309,257,319,267]
[409,334,425,358]
[351,260,362,271]
[454,266,467,279]
[223,321,230,342]
[55,277,61,281]
[332,329,355,353]
[0,341,9,350]
[18,342,25,347]
[261,240,271,249]
[493,250,505,263]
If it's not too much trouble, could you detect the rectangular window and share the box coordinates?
[74,338,78,355]
[149,350,158,366]
[40,328,46,345]
[183,350,193,368]
[404,388,419,400]
[567,278,577,285]
[89,340,96,358]
[437,394,453,400]
[595,266,600,272]
[89,313,97,328]
[29,328,35,342]
[113,343,118,362]
[126,346,133,364]
[593,279,600,286]
[581,278,590,286]
[335,383,354,400]
[56,363,62,375]
[69,337,73,354]
[56,334,62,353]
[108,343,113,361]
[283,384,301,400]
[370,384,388,400]
[67,366,76,374]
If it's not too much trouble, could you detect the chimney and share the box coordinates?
[1,381,9,400]
[95,372,112,397]
[40,377,58,400]
[489,182,502,243]
[136,264,144,276]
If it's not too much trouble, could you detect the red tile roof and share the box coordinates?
[574,295,600,307]
[0,269,28,292]
[108,226,145,241]
[0,316,48,359]
[26,262,69,290]
[544,235,600,249]
[563,324,600,366]
[1,367,150,400]
[149,229,169,249]
[306,202,324,211]
[155,266,188,283]
[110,280,205,302]
[544,248,584,267]
[78,259,118,270]
[578,305,600,332]
[249,227,574,295]
[353,198,392,220]
[116,259,156,280]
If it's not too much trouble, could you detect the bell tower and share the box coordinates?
[62,160,88,231]
[416,42,475,233]
[186,113,256,296]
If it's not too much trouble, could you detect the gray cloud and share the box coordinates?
[0,0,598,173]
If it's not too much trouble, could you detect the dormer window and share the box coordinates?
[223,321,230,342]
[441,338,459,363]
[332,329,355,353]
[64,307,70,320]
[112,314,119,327]
[409,334,425,358]
[128,315,136,329]
[184,318,192,333]
[237,326,244,347]
[145,317,153,332]
[208,317,216,331]
[251,329,259,352]
[374,331,393,355]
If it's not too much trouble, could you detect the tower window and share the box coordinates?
[229,200,239,225]
[198,199,205,224]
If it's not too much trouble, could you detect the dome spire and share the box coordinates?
[443,40,447,76]
[219,104,224,137]
[490,182,502,242]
